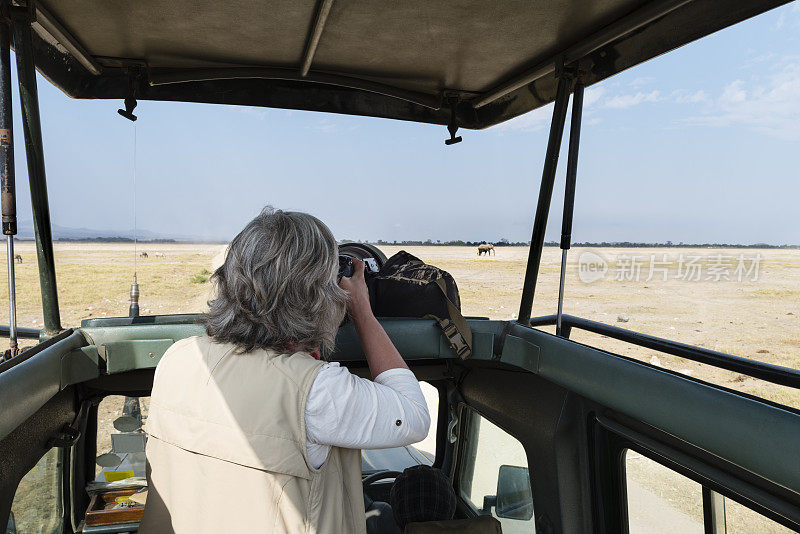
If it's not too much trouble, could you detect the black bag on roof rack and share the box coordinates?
[365,251,472,360]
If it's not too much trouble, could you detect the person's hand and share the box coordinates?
[339,258,373,323]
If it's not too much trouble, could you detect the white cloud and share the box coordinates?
[777,2,800,29]
[493,86,603,132]
[742,52,777,70]
[236,107,294,120]
[673,90,710,104]
[493,105,552,132]
[683,61,800,140]
[720,80,747,103]
[629,76,655,87]
[583,87,605,108]
[237,107,269,120]
[603,90,661,109]
[309,118,338,132]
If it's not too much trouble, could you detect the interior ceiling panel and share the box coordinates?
[23,0,790,128]
[44,0,320,67]
[314,0,647,93]
[44,0,646,93]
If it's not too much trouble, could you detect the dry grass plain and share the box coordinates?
[3,242,796,404]
[4,243,798,533]
[379,245,800,409]
[382,245,798,534]
[0,242,224,344]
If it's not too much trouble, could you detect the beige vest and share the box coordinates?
[139,336,366,534]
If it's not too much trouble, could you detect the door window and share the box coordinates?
[7,447,63,534]
[624,449,794,533]
[95,395,149,479]
[624,449,703,533]
[457,407,534,532]
[723,497,795,533]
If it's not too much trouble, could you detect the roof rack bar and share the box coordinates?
[0,324,38,339]
[149,67,442,110]
[474,0,692,108]
[300,0,335,77]
[530,314,800,389]
[11,8,61,336]
[517,72,572,326]
[29,0,101,75]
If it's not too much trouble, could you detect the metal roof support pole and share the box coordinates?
[12,8,61,336]
[517,72,572,326]
[0,16,18,357]
[556,79,584,337]
[702,487,727,534]
[300,0,335,77]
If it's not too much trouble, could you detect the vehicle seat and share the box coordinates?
[364,494,400,534]
[404,515,502,533]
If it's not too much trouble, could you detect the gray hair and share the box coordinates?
[204,207,347,355]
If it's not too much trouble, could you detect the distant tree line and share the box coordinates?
[51,237,178,243]
[354,239,799,249]
[15,237,797,248]
[369,238,530,247]
[567,241,799,249]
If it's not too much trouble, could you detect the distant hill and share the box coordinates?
[15,221,208,242]
[11,224,798,248]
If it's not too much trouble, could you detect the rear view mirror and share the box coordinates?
[495,465,533,520]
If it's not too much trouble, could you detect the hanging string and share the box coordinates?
[128,120,140,318]
[133,123,137,279]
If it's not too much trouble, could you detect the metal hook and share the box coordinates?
[118,96,137,121]
[118,70,139,121]
[445,96,462,146]
[447,404,459,443]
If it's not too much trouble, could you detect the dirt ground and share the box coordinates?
[385,245,798,533]
[5,243,797,533]
[0,242,222,345]
[3,243,795,403]
[379,246,800,409]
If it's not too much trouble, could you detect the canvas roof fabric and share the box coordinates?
[20,0,789,128]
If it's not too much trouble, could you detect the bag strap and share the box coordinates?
[432,278,473,360]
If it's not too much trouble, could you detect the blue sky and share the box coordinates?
[8,2,800,244]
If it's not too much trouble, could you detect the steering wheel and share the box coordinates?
[363,470,402,534]
[362,470,403,488]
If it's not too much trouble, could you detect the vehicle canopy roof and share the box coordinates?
[18,0,789,128]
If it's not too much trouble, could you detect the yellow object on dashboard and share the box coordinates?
[103,470,134,482]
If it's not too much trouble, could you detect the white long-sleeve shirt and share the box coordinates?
[305,363,431,469]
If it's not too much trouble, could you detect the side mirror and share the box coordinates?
[495,465,533,520]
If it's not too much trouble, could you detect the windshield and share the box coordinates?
[0,2,797,412]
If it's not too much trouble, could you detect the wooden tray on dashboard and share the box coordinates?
[85,489,144,526]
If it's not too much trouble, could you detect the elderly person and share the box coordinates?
[140,208,430,534]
